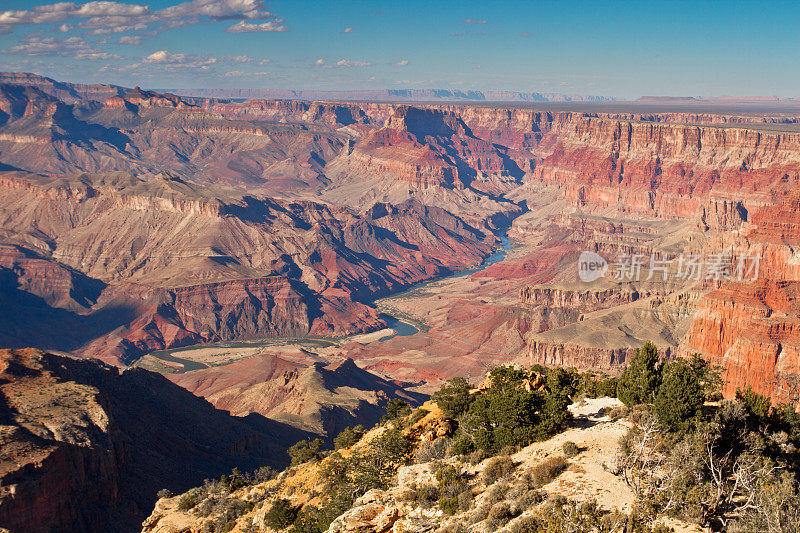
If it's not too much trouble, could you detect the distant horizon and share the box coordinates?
[7,70,800,105]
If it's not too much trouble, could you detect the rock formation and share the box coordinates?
[171,356,426,438]
[0,348,309,532]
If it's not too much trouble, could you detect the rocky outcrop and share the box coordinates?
[0,349,308,533]
[527,341,646,373]
[326,488,440,533]
[171,356,426,437]
[105,87,194,111]
[519,286,642,312]
[330,106,524,191]
[700,197,748,231]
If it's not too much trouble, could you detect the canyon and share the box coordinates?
[2,72,800,530]
[2,72,800,398]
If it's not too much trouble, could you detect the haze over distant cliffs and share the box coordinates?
[166,87,616,103]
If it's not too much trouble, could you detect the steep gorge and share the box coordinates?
[2,75,800,402]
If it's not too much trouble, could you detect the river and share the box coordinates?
[374,235,512,341]
[144,235,513,369]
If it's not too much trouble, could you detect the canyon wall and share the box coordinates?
[0,349,307,532]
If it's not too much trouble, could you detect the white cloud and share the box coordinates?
[118,35,142,45]
[223,55,270,64]
[143,50,216,69]
[154,0,276,22]
[314,58,370,68]
[224,70,270,77]
[76,51,122,60]
[0,2,149,25]
[343,27,353,33]
[100,62,141,72]
[225,19,287,32]
[86,22,148,35]
[335,59,370,67]
[58,23,73,32]
[463,18,487,24]
[3,35,106,58]
[395,59,409,66]
[1,0,286,35]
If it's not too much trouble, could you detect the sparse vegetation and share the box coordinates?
[415,436,451,463]
[409,407,430,426]
[290,424,414,532]
[163,352,777,533]
[264,498,298,530]
[562,440,580,458]
[527,456,569,488]
[380,398,412,424]
[333,425,365,450]
[288,438,325,466]
[177,488,202,511]
[482,455,516,485]
[613,344,800,531]
[441,365,573,456]
[434,462,470,515]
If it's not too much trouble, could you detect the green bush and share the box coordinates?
[380,398,412,424]
[288,438,325,466]
[409,408,430,426]
[546,367,576,398]
[617,341,662,407]
[654,356,706,430]
[449,434,476,456]
[220,467,247,491]
[177,488,202,511]
[466,383,544,453]
[264,498,298,530]
[562,441,579,458]
[350,427,412,493]
[433,377,474,418]
[439,496,459,515]
[333,425,365,450]
[736,386,772,422]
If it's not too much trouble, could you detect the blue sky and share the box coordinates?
[0,0,797,98]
